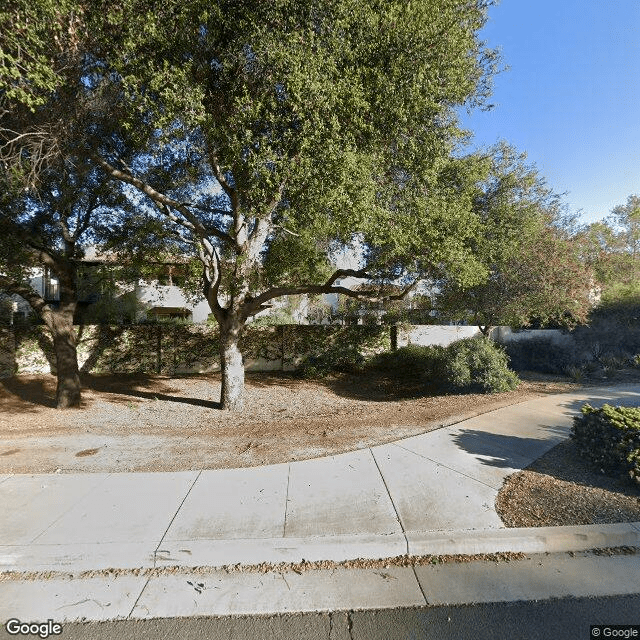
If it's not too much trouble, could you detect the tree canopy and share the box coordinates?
[436,144,594,332]
[580,194,640,303]
[82,0,501,408]
[3,0,503,409]
[0,156,126,406]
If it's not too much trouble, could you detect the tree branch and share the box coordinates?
[273,224,300,237]
[207,147,236,203]
[94,154,235,247]
[242,273,420,319]
[0,275,52,321]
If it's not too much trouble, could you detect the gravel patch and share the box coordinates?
[0,372,574,473]
[496,439,640,527]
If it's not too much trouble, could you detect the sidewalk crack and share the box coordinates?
[412,565,429,606]
[369,448,408,554]
[283,463,291,538]
[154,470,202,565]
[393,443,502,491]
[127,576,151,619]
[30,473,113,543]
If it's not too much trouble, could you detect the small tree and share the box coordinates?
[580,195,640,303]
[437,145,593,333]
[0,159,125,407]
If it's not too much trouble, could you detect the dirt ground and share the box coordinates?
[496,437,640,527]
[0,370,575,474]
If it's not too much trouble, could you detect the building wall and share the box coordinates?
[134,282,211,323]
[490,326,574,347]
[398,324,482,347]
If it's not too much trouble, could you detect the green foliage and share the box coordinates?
[369,337,518,394]
[579,194,640,304]
[437,143,593,331]
[294,325,390,378]
[86,0,501,289]
[3,0,505,409]
[502,337,576,374]
[441,337,519,393]
[250,308,298,327]
[367,343,446,377]
[573,297,640,362]
[0,0,83,110]
[571,404,640,486]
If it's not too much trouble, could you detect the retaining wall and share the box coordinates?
[0,323,574,378]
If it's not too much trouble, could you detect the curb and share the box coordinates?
[406,522,640,556]
[2,523,639,575]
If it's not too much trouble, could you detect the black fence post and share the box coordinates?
[156,325,162,374]
[390,324,398,351]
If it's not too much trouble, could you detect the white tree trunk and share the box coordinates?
[219,328,245,411]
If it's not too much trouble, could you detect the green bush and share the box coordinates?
[571,404,640,485]
[296,350,366,378]
[366,344,446,377]
[367,338,518,394]
[442,337,519,393]
[502,337,576,374]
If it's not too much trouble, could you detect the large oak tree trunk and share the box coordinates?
[219,322,245,411]
[48,310,81,409]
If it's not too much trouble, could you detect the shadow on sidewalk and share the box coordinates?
[452,425,568,469]
[559,386,640,416]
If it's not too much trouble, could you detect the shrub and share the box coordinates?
[296,350,366,378]
[366,338,518,393]
[442,337,519,394]
[366,344,446,377]
[574,298,640,357]
[571,404,640,486]
[502,337,576,374]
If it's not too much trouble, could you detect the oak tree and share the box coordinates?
[84,0,500,409]
[0,159,125,407]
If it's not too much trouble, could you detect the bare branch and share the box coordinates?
[272,224,300,237]
[207,147,236,203]
[243,273,420,319]
[94,154,235,246]
[196,240,222,314]
[0,123,60,189]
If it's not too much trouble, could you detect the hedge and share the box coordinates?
[571,404,640,485]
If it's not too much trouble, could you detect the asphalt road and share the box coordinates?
[4,595,637,640]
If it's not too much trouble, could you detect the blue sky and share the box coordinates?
[459,0,640,225]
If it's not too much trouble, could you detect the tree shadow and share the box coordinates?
[524,438,640,495]
[451,425,569,469]
[245,371,334,390]
[34,330,56,373]
[81,373,223,410]
[558,385,640,415]
[0,377,57,409]
[78,325,126,373]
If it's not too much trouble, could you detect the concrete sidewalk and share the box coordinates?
[1,384,640,576]
[2,385,640,627]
